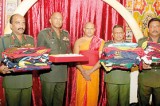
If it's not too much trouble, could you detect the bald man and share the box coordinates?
[37,12,71,106]
[73,22,104,106]
[0,14,34,106]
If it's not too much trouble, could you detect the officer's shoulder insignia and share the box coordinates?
[40,28,50,33]
[138,37,148,49]
[104,41,111,47]
[139,37,147,42]
[3,34,10,39]
[4,34,10,37]
[24,34,33,38]
[142,41,148,49]
[62,29,69,34]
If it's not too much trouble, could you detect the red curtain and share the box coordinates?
[0,0,126,106]
[25,0,126,45]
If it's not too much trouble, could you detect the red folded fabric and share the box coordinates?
[2,47,51,59]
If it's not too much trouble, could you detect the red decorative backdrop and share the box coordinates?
[25,0,125,47]
[0,0,4,35]
[0,0,5,105]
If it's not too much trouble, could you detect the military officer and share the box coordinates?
[103,25,130,106]
[37,12,71,106]
[0,14,34,106]
[138,18,160,106]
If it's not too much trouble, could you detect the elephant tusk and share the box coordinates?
[103,0,143,42]
[4,0,38,34]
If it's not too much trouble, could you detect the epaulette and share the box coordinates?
[4,34,10,37]
[62,29,69,33]
[139,36,147,40]
[3,34,11,39]
[62,29,69,34]
[38,28,50,33]
[104,40,112,47]
[24,34,33,38]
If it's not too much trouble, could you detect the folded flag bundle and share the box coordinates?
[1,47,51,72]
[141,41,160,65]
[100,43,144,71]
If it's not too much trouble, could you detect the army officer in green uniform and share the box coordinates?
[0,14,34,106]
[103,25,130,106]
[37,12,71,106]
[138,18,160,106]
[88,25,130,106]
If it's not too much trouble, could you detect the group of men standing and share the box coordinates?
[0,12,160,106]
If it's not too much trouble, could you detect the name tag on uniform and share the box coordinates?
[9,45,19,48]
